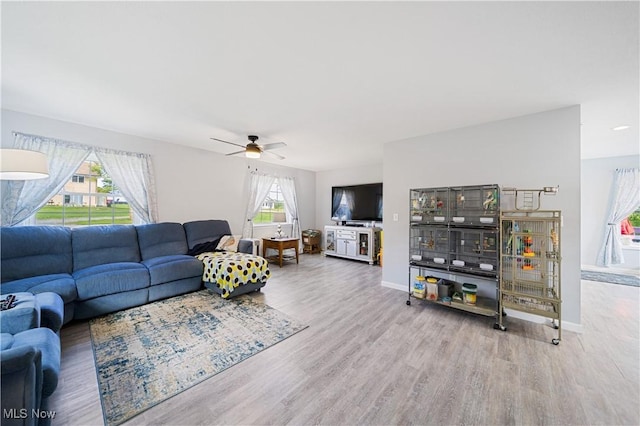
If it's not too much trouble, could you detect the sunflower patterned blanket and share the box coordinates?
[196,251,271,298]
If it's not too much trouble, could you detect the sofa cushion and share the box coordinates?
[141,255,204,286]
[73,263,149,301]
[72,225,141,271]
[182,220,231,249]
[1,226,72,283]
[183,220,232,251]
[137,222,189,260]
[0,274,77,304]
[0,333,15,350]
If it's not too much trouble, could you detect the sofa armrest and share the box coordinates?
[238,238,260,256]
[1,345,43,426]
[0,293,40,335]
[33,293,64,334]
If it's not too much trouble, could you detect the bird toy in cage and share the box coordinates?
[550,228,559,253]
[522,231,535,270]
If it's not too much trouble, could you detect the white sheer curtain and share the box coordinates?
[596,168,640,266]
[242,172,276,237]
[1,132,89,226]
[344,189,356,219]
[280,176,302,251]
[331,189,344,219]
[1,132,159,226]
[95,148,159,224]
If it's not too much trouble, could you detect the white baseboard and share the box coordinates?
[381,280,406,292]
[381,280,583,333]
[504,309,583,333]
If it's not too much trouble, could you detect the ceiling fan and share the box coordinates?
[210,135,286,160]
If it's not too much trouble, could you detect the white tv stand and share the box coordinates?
[323,225,381,265]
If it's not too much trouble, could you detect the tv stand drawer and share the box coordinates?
[336,230,357,239]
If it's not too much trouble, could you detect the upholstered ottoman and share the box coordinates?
[0,292,64,335]
[196,251,269,298]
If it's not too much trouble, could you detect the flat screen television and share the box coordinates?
[331,183,383,222]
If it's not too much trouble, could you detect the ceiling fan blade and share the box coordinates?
[225,150,246,156]
[263,150,285,160]
[211,137,246,149]
[261,142,287,151]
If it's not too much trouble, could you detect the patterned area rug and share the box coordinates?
[581,270,640,287]
[90,290,307,426]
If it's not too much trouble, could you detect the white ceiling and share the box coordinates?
[2,1,638,172]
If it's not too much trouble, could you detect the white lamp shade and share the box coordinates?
[0,149,49,180]
[245,145,261,159]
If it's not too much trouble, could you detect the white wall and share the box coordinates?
[1,109,316,233]
[581,155,640,269]
[2,106,604,326]
[382,106,582,325]
[315,164,383,231]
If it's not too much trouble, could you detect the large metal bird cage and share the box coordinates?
[498,187,562,344]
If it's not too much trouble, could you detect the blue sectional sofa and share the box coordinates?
[1,219,265,425]
[0,220,257,323]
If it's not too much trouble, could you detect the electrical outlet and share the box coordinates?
[393,213,399,221]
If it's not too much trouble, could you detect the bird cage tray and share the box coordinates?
[501,293,560,319]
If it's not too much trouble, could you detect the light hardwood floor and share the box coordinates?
[50,255,639,425]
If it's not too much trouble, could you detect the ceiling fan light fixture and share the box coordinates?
[245,144,261,158]
[212,134,284,160]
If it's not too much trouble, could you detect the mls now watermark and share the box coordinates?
[3,408,56,420]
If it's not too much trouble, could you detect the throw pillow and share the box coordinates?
[216,235,241,252]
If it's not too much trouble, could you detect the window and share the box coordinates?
[253,180,287,224]
[68,195,84,205]
[622,209,640,245]
[34,154,132,227]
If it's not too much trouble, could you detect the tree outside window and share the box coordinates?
[627,211,640,229]
[622,210,640,244]
[253,180,287,224]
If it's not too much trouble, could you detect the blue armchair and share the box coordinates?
[1,328,60,426]
[1,292,63,426]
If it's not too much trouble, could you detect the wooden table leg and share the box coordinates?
[278,243,283,267]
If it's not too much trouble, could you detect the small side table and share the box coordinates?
[262,237,300,267]
[302,229,321,254]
